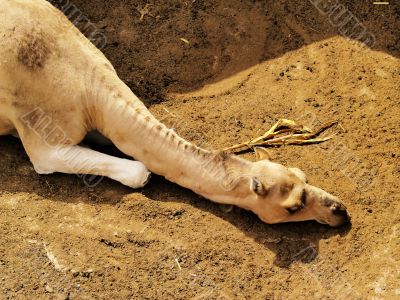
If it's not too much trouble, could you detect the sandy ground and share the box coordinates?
[0,0,399,299]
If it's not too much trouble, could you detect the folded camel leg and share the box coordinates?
[18,132,151,189]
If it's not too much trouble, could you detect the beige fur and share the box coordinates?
[0,0,350,226]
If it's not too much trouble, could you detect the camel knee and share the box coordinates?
[29,148,63,174]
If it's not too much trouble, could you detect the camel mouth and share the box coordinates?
[332,207,351,226]
[316,218,328,225]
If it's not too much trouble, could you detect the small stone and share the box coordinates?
[45,284,54,293]
[56,293,70,300]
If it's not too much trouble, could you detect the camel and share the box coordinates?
[0,0,350,227]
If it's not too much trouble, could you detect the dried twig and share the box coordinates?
[136,4,154,21]
[222,119,338,153]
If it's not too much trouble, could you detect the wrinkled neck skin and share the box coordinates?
[120,119,254,208]
[91,76,254,208]
[147,141,254,208]
[129,122,255,208]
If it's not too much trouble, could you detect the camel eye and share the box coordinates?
[286,189,306,214]
[286,206,301,214]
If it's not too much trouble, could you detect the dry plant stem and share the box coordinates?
[223,119,338,153]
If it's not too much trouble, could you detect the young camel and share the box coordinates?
[0,0,350,227]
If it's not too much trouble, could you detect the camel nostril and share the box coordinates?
[331,205,347,215]
[326,200,350,226]
[323,197,347,211]
[329,202,347,213]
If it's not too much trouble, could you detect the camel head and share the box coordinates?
[226,148,350,227]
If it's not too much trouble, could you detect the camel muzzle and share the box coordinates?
[306,185,351,227]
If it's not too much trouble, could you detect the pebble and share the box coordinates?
[56,293,70,300]
[45,284,54,293]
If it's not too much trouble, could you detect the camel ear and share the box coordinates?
[254,147,271,161]
[251,177,268,196]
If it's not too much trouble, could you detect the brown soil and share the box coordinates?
[1,1,399,299]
